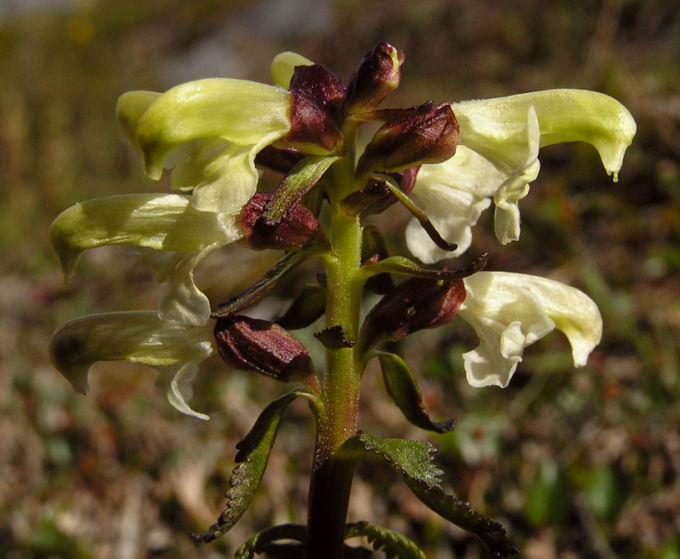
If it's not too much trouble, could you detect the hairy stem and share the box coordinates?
[306,159,365,558]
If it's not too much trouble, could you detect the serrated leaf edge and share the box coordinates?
[345,521,427,559]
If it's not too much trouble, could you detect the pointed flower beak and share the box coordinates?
[408,89,636,262]
[458,272,602,388]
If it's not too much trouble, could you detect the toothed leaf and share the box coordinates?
[343,433,517,557]
[345,522,427,559]
[193,392,308,543]
[406,481,518,558]
[341,433,443,488]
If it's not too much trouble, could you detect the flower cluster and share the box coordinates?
[50,43,635,422]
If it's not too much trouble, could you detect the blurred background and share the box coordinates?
[1,0,679,557]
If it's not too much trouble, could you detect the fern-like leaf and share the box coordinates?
[346,521,427,559]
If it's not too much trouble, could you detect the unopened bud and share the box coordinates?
[287,65,345,155]
[239,193,320,251]
[345,42,405,114]
[341,167,420,216]
[290,64,346,118]
[255,145,305,174]
[214,315,313,381]
[360,277,466,351]
[357,103,459,175]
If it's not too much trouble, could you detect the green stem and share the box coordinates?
[306,159,365,558]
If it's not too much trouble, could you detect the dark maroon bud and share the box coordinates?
[288,93,344,155]
[352,101,434,123]
[255,145,306,174]
[214,315,314,381]
[341,166,420,217]
[289,64,346,119]
[286,65,345,155]
[360,277,466,351]
[340,179,393,216]
[357,103,459,175]
[240,193,320,251]
[345,42,405,114]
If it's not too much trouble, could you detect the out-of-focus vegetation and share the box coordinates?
[1,1,678,557]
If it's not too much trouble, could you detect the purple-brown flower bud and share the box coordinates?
[360,277,466,351]
[345,42,405,114]
[286,65,345,155]
[214,315,313,381]
[255,145,306,174]
[340,167,420,217]
[357,103,459,175]
[290,64,346,118]
[239,193,320,251]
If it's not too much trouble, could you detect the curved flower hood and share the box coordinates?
[49,311,215,419]
[407,89,636,263]
[459,272,602,388]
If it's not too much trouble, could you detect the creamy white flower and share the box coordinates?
[50,193,229,325]
[459,272,602,388]
[407,89,636,263]
[49,311,215,419]
[120,79,292,232]
[49,79,295,418]
[50,81,293,326]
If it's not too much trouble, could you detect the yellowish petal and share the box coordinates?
[49,193,230,280]
[142,248,215,326]
[161,362,210,420]
[136,78,291,179]
[116,90,161,148]
[49,311,214,394]
[188,143,261,232]
[459,272,602,387]
[406,146,501,263]
[270,51,314,88]
[453,89,636,179]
